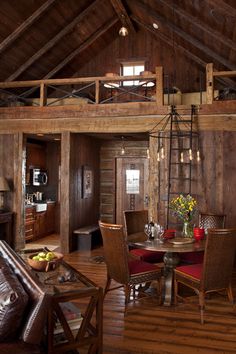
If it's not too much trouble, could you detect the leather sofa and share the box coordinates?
[0,240,50,353]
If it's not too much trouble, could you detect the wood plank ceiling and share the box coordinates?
[0,0,235,90]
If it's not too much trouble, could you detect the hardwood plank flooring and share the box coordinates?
[29,235,236,353]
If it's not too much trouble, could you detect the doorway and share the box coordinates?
[116,157,149,225]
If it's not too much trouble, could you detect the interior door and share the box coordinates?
[116,157,149,225]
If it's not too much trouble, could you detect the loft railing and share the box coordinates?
[206,63,236,104]
[0,67,163,108]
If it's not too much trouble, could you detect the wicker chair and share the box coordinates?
[99,221,162,310]
[123,210,164,263]
[174,228,236,324]
[180,212,226,264]
[199,212,226,230]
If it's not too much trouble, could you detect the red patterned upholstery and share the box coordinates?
[180,251,204,264]
[130,249,163,263]
[128,259,160,275]
[175,263,202,280]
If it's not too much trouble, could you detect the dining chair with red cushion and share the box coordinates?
[123,210,164,263]
[174,228,236,324]
[180,212,226,264]
[99,221,162,311]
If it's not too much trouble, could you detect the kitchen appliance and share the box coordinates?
[30,168,48,186]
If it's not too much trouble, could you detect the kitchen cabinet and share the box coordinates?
[34,211,47,239]
[25,206,35,241]
[45,203,55,234]
[25,202,56,241]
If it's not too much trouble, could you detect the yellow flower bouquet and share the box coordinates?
[169,194,197,222]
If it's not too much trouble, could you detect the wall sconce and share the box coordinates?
[103,72,120,88]
[119,26,128,36]
[0,177,10,212]
[139,71,155,87]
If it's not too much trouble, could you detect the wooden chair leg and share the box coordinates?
[174,277,178,305]
[199,291,205,324]
[104,276,111,298]
[227,284,234,305]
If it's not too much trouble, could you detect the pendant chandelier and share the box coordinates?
[149,105,201,164]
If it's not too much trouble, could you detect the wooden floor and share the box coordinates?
[30,235,236,353]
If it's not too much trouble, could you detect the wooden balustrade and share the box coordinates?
[206,63,236,104]
[0,67,163,107]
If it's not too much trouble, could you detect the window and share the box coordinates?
[126,169,140,194]
[121,61,144,86]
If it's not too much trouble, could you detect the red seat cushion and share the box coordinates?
[175,263,202,280]
[130,249,164,263]
[180,251,204,264]
[128,259,159,275]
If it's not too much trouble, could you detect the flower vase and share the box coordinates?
[182,221,193,238]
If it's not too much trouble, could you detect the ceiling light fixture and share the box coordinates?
[153,23,159,29]
[119,26,128,37]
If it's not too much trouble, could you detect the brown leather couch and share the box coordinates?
[0,240,51,353]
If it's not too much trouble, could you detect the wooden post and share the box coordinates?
[95,79,100,104]
[156,66,164,106]
[40,82,47,106]
[206,63,214,104]
[148,135,159,221]
[13,133,25,250]
[60,132,71,253]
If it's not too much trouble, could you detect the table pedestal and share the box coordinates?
[162,251,180,306]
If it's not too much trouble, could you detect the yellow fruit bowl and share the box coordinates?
[27,251,63,272]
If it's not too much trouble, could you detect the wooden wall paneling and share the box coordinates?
[60,131,71,253]
[70,134,100,245]
[100,140,149,223]
[223,131,236,227]
[199,131,224,215]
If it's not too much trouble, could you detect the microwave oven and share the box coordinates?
[30,168,48,186]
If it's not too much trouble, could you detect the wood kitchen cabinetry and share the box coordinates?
[25,207,35,241]
[25,202,56,241]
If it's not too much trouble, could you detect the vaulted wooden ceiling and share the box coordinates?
[0,0,235,91]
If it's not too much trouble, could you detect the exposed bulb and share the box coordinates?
[157,151,160,162]
[189,148,193,161]
[197,150,201,162]
[147,148,150,159]
[161,147,165,159]
[121,147,125,155]
[180,152,184,163]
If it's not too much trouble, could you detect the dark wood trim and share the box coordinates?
[60,132,70,253]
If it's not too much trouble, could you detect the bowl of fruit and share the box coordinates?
[27,251,63,272]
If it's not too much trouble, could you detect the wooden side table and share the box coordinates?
[0,212,13,246]
[19,249,103,354]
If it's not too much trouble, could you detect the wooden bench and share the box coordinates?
[73,224,100,251]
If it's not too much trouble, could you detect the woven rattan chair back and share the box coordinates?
[199,213,226,230]
[123,210,148,240]
[201,228,236,292]
[99,220,162,309]
[174,228,236,323]
[99,221,130,285]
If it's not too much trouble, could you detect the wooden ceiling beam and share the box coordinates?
[6,0,101,82]
[44,17,119,79]
[110,0,135,34]
[207,0,236,19]
[0,0,56,56]
[157,0,236,53]
[134,0,236,71]
[131,15,236,89]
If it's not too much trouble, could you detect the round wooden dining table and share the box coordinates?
[129,234,205,306]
